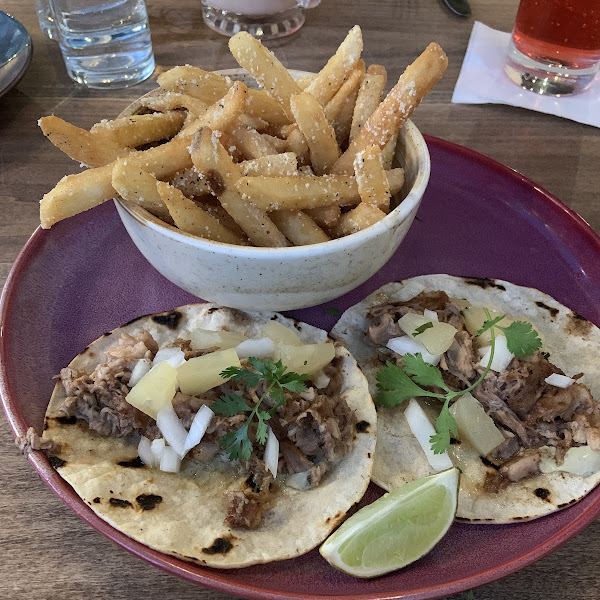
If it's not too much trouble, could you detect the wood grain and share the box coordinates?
[1,1,599,599]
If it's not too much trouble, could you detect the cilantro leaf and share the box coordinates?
[375,361,433,407]
[413,322,434,337]
[402,353,449,391]
[269,385,285,407]
[279,370,308,389]
[220,365,262,387]
[476,315,505,337]
[429,398,457,454]
[220,423,253,461]
[325,307,340,316]
[218,357,308,460]
[211,392,251,417]
[255,411,271,444]
[498,320,542,357]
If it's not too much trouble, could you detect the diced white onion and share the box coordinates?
[478,335,514,372]
[264,425,279,479]
[128,359,151,387]
[387,336,441,366]
[540,445,600,478]
[286,471,310,490]
[235,337,276,359]
[545,373,575,388]
[137,435,155,467]
[160,445,182,473]
[312,370,331,389]
[405,398,454,472]
[423,309,439,321]
[150,438,165,465]
[153,347,187,368]
[183,405,215,454]
[156,402,188,458]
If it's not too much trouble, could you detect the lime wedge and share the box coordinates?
[319,468,459,578]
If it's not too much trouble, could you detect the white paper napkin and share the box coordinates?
[452,21,600,128]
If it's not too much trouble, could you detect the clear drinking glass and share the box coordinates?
[33,0,58,40]
[48,0,155,88]
[201,0,321,40]
[504,0,600,95]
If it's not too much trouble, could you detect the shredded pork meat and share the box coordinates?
[51,331,355,529]
[16,427,61,455]
[367,290,600,489]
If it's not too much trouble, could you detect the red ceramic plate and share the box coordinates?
[2,137,600,600]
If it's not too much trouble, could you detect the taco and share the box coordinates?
[33,304,376,567]
[331,274,600,522]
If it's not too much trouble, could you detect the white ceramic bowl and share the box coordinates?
[114,69,431,311]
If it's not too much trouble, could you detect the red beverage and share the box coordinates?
[512,0,600,69]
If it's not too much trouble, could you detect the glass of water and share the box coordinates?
[48,0,155,88]
[33,0,58,40]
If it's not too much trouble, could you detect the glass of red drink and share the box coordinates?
[504,0,600,95]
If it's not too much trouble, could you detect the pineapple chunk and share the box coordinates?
[261,320,303,346]
[125,362,178,419]
[187,328,247,350]
[462,306,511,344]
[397,313,457,355]
[177,347,241,395]
[450,392,505,456]
[275,342,335,375]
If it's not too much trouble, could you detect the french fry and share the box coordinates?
[237,113,272,134]
[240,153,298,177]
[269,210,330,245]
[190,128,290,247]
[305,206,341,231]
[227,124,277,160]
[112,159,172,222]
[201,203,249,241]
[285,125,311,166]
[332,203,387,237]
[39,116,128,167]
[380,132,398,170]
[40,164,115,229]
[305,25,364,106]
[40,135,193,228]
[295,74,315,90]
[169,168,212,197]
[260,133,289,154]
[323,61,365,146]
[290,92,340,175]
[354,145,391,212]
[179,81,248,137]
[228,32,302,120]
[90,111,187,148]
[236,168,404,211]
[158,65,289,125]
[349,66,387,141]
[366,63,387,83]
[140,92,209,120]
[332,42,448,175]
[157,181,245,245]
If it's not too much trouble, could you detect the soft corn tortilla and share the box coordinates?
[43,304,377,567]
[331,274,600,522]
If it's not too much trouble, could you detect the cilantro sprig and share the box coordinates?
[376,310,542,454]
[213,357,308,461]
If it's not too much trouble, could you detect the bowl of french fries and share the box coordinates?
[39,27,446,311]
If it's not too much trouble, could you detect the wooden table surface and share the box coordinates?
[1,1,599,599]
